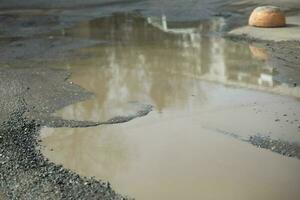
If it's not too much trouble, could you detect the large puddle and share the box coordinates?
[40,14,300,199]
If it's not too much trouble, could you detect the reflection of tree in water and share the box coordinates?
[62,13,210,116]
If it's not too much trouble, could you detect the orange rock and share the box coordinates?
[249,6,286,28]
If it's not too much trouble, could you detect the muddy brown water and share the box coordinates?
[40,14,300,200]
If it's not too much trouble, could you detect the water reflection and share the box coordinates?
[53,13,299,121]
[42,13,300,200]
[41,126,130,178]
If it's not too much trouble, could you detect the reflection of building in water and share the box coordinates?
[55,13,300,121]
[145,14,278,88]
[147,15,197,35]
[147,14,225,34]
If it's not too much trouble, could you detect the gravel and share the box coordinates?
[0,66,139,200]
[0,109,131,200]
[249,135,300,159]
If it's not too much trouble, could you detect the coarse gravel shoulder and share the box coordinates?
[0,67,128,200]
